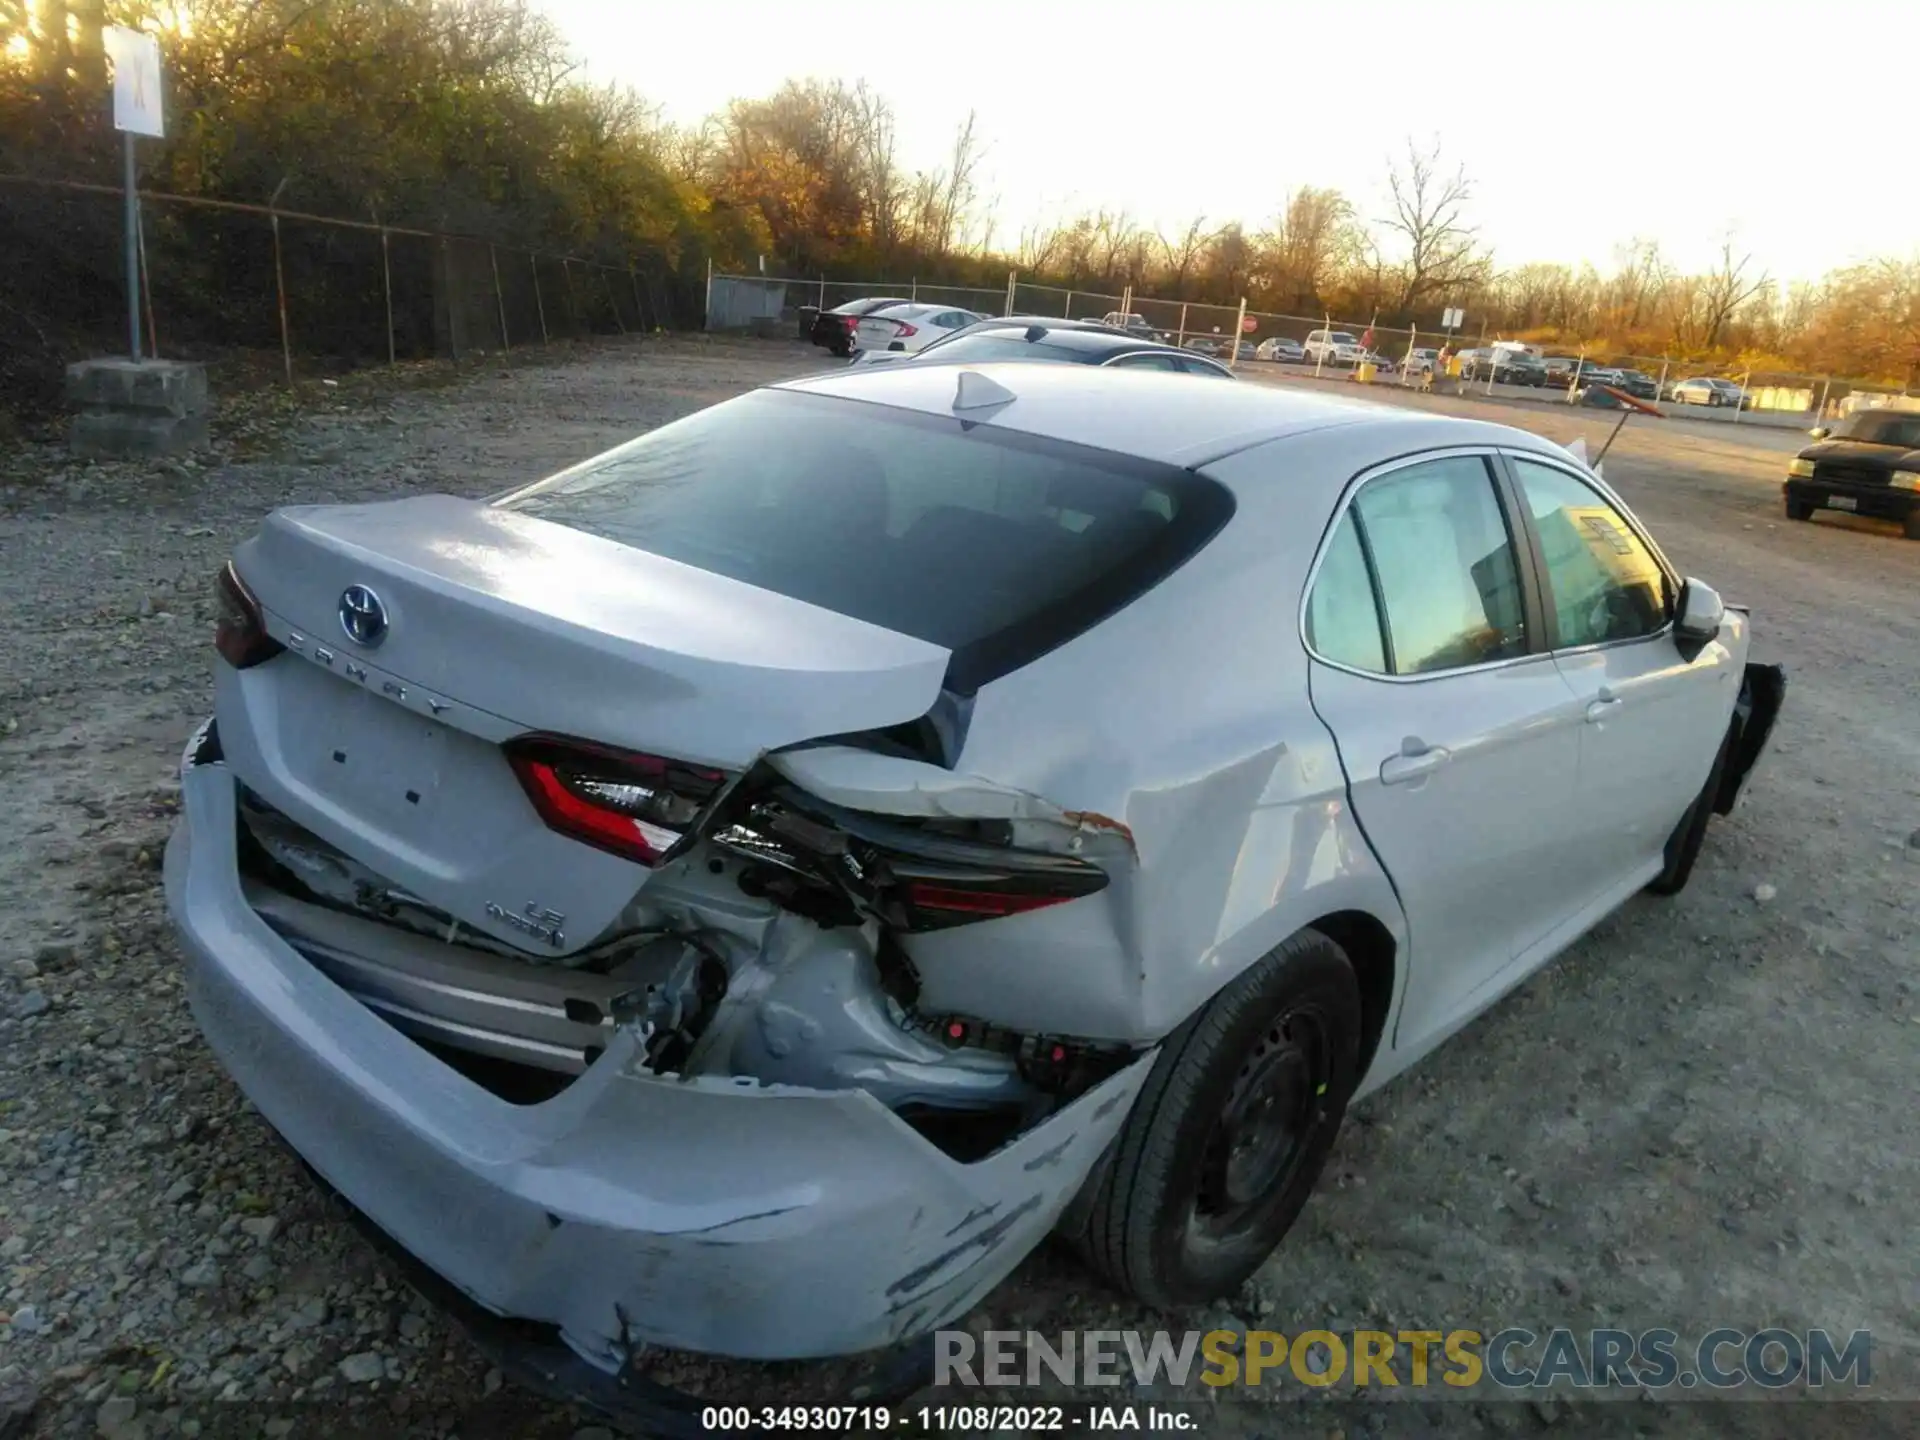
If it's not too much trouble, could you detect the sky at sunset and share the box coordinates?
[545,0,1918,283]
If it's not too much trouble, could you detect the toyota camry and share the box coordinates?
[165,363,1783,1410]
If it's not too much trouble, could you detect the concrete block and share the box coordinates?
[68,408,209,458]
[65,358,209,418]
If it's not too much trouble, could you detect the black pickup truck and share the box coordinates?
[1783,408,1920,539]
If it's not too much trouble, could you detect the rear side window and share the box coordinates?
[500,389,1236,694]
[1305,515,1387,673]
[1342,457,1528,675]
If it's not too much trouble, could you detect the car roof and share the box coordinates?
[774,361,1547,468]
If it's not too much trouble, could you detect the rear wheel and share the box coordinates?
[1069,929,1361,1307]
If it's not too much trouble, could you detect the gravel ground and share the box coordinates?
[0,337,1914,1439]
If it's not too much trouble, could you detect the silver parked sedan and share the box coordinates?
[166,364,1783,1394]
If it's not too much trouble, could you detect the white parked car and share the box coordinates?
[849,302,987,358]
[1256,337,1306,362]
[1401,347,1441,375]
[1304,329,1368,366]
[167,365,1783,1405]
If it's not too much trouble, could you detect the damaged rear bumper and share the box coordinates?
[163,728,1152,1373]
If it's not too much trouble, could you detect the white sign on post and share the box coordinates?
[103,27,165,137]
[1441,306,1465,330]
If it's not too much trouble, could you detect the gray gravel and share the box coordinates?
[0,336,1914,1437]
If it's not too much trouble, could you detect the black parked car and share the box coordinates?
[808,296,910,357]
[1461,349,1548,386]
[869,318,1236,376]
[1783,408,1920,539]
[1613,369,1661,401]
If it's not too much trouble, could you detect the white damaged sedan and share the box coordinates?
[165,363,1782,1403]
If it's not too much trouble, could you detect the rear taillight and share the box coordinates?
[723,799,1111,931]
[505,736,728,867]
[888,854,1108,930]
[213,563,285,670]
[894,322,918,338]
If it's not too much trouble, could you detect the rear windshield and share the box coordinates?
[498,389,1235,695]
[917,332,1095,364]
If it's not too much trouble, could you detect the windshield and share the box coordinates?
[1836,412,1920,448]
[1329,333,1358,344]
[499,389,1235,694]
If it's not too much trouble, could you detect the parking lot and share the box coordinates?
[0,335,1914,1437]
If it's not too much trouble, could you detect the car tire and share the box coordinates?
[1647,719,1738,897]
[1784,495,1815,522]
[1904,510,1920,541]
[1067,928,1362,1307]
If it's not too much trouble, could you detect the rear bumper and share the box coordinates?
[164,721,1150,1371]
[1784,479,1917,521]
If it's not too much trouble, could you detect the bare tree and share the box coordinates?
[1695,237,1770,351]
[1381,140,1487,314]
[1157,215,1217,297]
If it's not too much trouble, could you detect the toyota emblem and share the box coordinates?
[338,584,389,648]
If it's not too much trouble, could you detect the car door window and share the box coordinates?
[1304,513,1387,673]
[1346,457,1528,675]
[1509,458,1670,648]
[1107,353,1180,371]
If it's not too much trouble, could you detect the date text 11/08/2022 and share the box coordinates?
[699,1407,1194,1432]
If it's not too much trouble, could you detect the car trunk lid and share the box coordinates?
[216,494,949,956]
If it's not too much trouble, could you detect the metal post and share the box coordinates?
[1120,284,1131,322]
[135,195,157,359]
[1178,302,1188,347]
[703,256,712,332]
[123,132,141,360]
[602,267,626,334]
[531,254,548,342]
[1064,290,1074,319]
[1817,376,1831,419]
[489,244,510,352]
[561,258,579,331]
[1004,269,1016,317]
[270,210,292,385]
[1656,357,1669,402]
[1734,369,1751,423]
[1570,349,1585,403]
[630,267,644,331]
[1315,313,1329,377]
[818,275,826,311]
[910,277,918,302]
[380,229,395,365]
[1228,297,1246,371]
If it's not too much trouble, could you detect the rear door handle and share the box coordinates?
[1585,687,1621,724]
[1380,738,1451,786]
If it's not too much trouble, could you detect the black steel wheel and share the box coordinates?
[1066,928,1361,1307]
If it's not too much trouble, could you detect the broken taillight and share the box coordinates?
[721,798,1112,932]
[889,857,1109,931]
[213,563,285,670]
[505,736,728,867]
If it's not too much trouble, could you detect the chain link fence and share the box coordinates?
[1,173,697,415]
[715,268,1913,430]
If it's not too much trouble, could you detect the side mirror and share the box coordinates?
[1808,426,1830,440]
[1674,578,1725,644]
